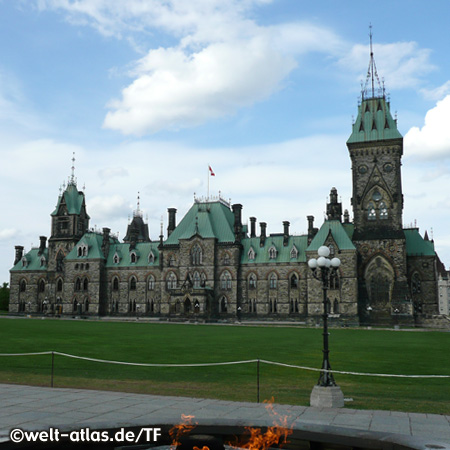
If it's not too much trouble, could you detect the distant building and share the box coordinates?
[9,46,448,327]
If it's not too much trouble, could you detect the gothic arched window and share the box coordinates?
[380,202,388,219]
[112,277,119,291]
[75,278,81,291]
[290,274,298,288]
[269,273,277,289]
[57,279,63,292]
[148,275,155,291]
[221,271,232,290]
[38,280,45,293]
[167,272,177,290]
[248,247,255,261]
[191,244,203,265]
[20,280,26,292]
[248,274,257,290]
[268,246,277,260]
[193,271,200,288]
[83,278,89,291]
[368,202,376,220]
[130,276,137,291]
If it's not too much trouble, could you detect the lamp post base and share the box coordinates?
[310,385,345,408]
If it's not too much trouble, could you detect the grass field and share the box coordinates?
[0,317,449,414]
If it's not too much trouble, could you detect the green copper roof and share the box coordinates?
[241,235,308,264]
[404,228,435,256]
[10,248,49,272]
[307,220,356,252]
[107,242,160,267]
[347,96,402,144]
[66,232,119,260]
[165,201,235,245]
[51,183,88,217]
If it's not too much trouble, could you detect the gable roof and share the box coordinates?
[165,200,235,245]
[66,232,119,260]
[10,248,49,272]
[106,242,160,267]
[241,235,308,264]
[307,220,356,252]
[347,96,402,144]
[404,228,435,257]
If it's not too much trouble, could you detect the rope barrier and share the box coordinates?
[0,351,449,378]
[259,359,450,379]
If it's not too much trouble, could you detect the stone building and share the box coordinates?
[9,50,447,327]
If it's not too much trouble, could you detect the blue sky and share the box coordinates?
[1,0,450,283]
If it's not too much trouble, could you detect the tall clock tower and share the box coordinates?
[347,32,409,321]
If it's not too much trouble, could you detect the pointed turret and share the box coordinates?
[123,193,151,244]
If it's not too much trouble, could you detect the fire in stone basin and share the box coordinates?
[170,399,293,450]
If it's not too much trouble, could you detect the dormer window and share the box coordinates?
[148,251,155,264]
[130,252,137,263]
[40,257,46,267]
[290,245,298,259]
[21,257,27,268]
[268,246,277,260]
[77,243,88,257]
[248,247,255,261]
[113,253,120,264]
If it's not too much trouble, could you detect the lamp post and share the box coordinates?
[308,245,344,408]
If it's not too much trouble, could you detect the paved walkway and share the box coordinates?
[0,383,449,447]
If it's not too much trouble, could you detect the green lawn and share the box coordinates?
[0,318,449,414]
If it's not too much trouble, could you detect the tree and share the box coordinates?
[0,282,10,311]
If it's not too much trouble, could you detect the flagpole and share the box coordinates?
[207,164,210,200]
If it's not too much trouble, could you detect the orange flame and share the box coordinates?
[229,398,293,450]
[169,414,197,449]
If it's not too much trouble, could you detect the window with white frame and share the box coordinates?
[148,275,155,290]
[268,246,277,260]
[248,247,255,261]
[113,253,120,264]
[290,245,298,259]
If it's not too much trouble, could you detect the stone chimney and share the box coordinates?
[38,236,47,256]
[260,222,267,247]
[102,228,111,258]
[167,208,177,236]
[14,246,24,265]
[250,217,256,238]
[232,204,243,242]
[343,209,350,224]
[307,216,318,244]
[283,221,290,246]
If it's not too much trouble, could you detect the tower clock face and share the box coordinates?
[358,165,368,174]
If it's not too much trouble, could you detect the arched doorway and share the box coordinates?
[184,297,191,314]
[364,255,395,309]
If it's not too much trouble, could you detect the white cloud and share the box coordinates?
[88,195,130,223]
[0,229,17,240]
[34,0,344,135]
[103,36,297,135]
[98,166,129,180]
[339,41,435,90]
[420,81,450,101]
[405,95,450,158]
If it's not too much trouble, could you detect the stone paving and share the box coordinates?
[0,383,449,447]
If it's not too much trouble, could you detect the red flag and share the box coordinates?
[209,165,215,176]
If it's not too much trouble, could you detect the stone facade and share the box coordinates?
[9,83,446,327]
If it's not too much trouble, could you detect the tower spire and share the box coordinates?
[69,152,77,186]
[363,24,383,100]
